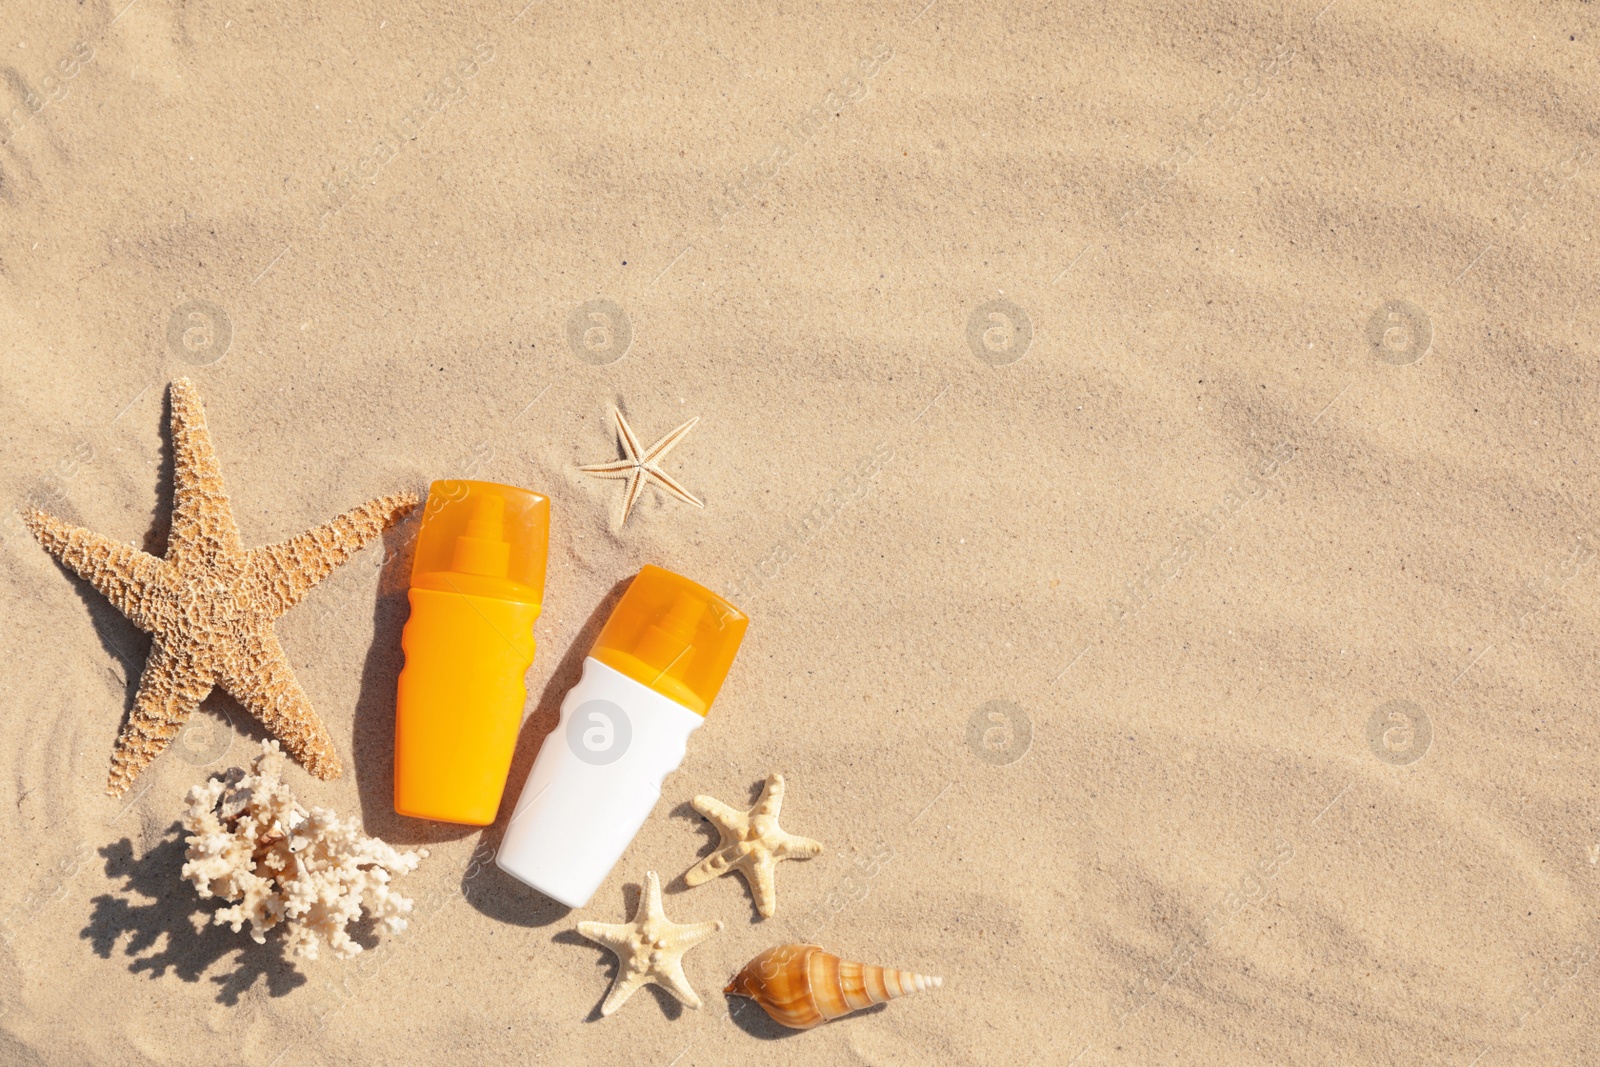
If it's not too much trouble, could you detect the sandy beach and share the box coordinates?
[2,0,1598,1063]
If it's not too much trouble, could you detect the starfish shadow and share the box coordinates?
[664,799,718,893]
[45,387,178,711]
[81,821,308,1006]
[140,385,177,558]
[666,778,777,924]
[50,557,150,711]
[550,928,627,1021]
[552,880,688,1022]
[24,404,168,715]
[457,577,631,921]
[642,981,691,1020]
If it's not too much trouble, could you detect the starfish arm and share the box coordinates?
[107,642,214,797]
[651,959,704,1010]
[215,629,343,780]
[24,511,164,631]
[682,849,731,887]
[774,833,824,861]
[663,919,723,950]
[577,461,641,477]
[616,469,648,526]
[639,871,667,922]
[751,774,787,818]
[245,491,419,618]
[691,794,748,830]
[641,416,700,463]
[611,408,644,462]
[599,968,649,1017]
[165,378,246,565]
[741,853,780,918]
[576,921,636,951]
[678,844,745,883]
[643,466,705,509]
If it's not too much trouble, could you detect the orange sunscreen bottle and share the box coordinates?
[394,480,549,825]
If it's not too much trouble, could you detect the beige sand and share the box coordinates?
[2,0,1597,1063]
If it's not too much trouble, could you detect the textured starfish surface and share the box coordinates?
[576,871,723,1017]
[25,379,418,797]
[578,406,703,526]
[683,773,823,918]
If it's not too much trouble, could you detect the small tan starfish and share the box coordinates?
[684,773,823,918]
[25,379,418,797]
[579,406,703,525]
[576,870,723,1017]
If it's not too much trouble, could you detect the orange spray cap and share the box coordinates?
[409,480,548,603]
[590,565,748,715]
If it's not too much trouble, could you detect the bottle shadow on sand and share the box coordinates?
[456,577,630,929]
[81,822,317,1005]
[349,518,442,847]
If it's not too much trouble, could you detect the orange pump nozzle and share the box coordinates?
[450,494,511,577]
[590,565,747,715]
[409,480,547,603]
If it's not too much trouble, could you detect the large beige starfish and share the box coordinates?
[25,379,418,797]
[576,870,723,1017]
[578,406,703,525]
[684,773,823,918]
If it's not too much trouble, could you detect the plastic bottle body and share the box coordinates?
[496,657,703,907]
[392,479,547,826]
[394,586,538,825]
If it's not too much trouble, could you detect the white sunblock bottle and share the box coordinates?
[496,564,748,908]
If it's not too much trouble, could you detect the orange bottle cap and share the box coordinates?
[590,565,748,715]
[409,480,549,605]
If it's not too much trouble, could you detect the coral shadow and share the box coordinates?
[459,577,631,920]
[81,821,306,1006]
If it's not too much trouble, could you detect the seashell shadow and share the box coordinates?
[724,993,883,1039]
[80,821,310,1006]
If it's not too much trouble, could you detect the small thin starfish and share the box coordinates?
[683,773,823,918]
[579,406,703,526]
[576,870,723,1017]
[25,379,418,797]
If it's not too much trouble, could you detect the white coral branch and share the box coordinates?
[180,740,427,960]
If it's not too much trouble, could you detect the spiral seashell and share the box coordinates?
[724,943,942,1029]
